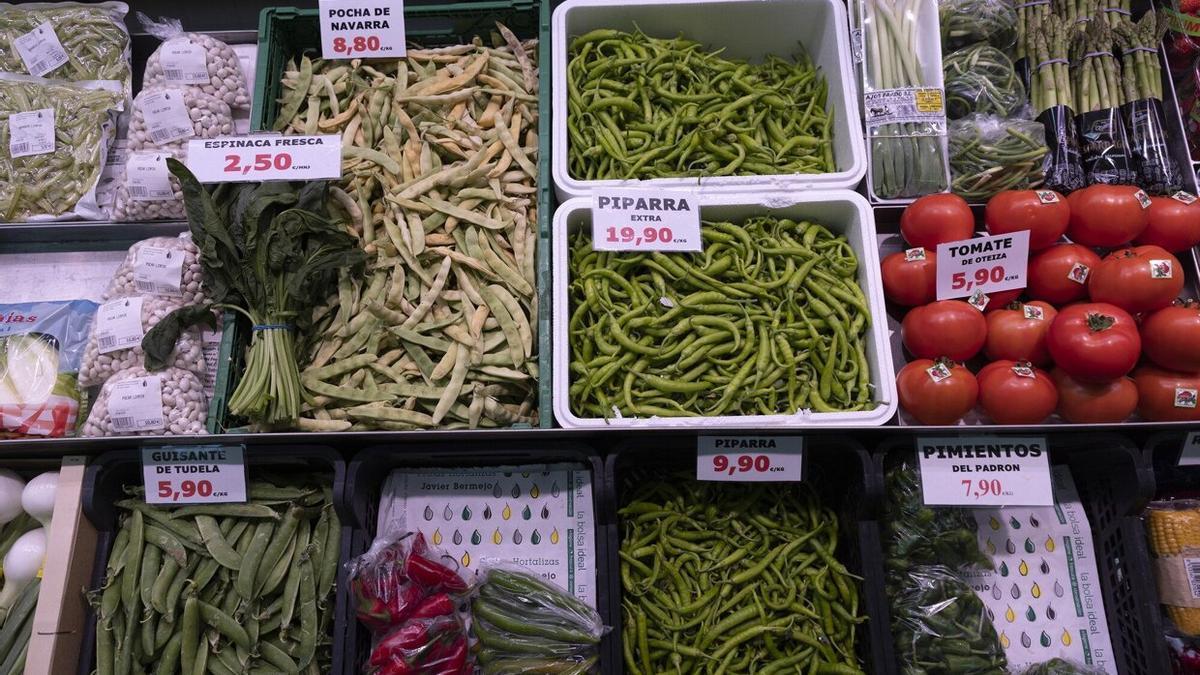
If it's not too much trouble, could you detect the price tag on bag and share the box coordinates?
[917,436,1052,506]
[134,242,185,295]
[95,297,145,353]
[936,231,1030,301]
[127,153,176,203]
[186,135,342,183]
[592,188,702,252]
[110,376,164,433]
[319,0,407,59]
[8,108,55,158]
[140,90,195,145]
[143,445,247,504]
[13,21,68,77]
[160,37,210,85]
[696,436,803,482]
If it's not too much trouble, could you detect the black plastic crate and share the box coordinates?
[603,435,891,674]
[75,445,348,675]
[874,433,1164,675]
[337,442,610,673]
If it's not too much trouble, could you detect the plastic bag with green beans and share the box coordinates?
[950,113,1048,201]
[0,76,123,222]
[944,44,1027,119]
[939,0,1017,50]
[0,2,131,94]
[883,456,994,572]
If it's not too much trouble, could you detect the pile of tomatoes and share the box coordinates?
[884,186,1200,425]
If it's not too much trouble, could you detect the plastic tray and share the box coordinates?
[337,442,612,673]
[247,4,553,430]
[874,433,1165,675]
[603,435,891,674]
[74,446,350,675]
[875,205,1200,426]
[551,190,897,428]
[549,0,867,199]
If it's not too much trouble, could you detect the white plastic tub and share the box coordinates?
[551,190,897,428]
[550,0,866,199]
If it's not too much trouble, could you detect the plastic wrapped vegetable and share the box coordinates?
[884,457,994,572]
[1028,14,1086,193]
[0,2,130,91]
[1072,18,1137,185]
[102,235,205,304]
[470,566,603,672]
[370,616,470,675]
[0,77,123,222]
[950,114,1048,200]
[138,13,250,111]
[0,300,96,438]
[939,0,1017,50]
[1116,13,1185,194]
[110,149,186,222]
[944,44,1028,119]
[1147,500,1200,635]
[78,296,206,388]
[127,87,233,152]
[891,566,1008,674]
[81,365,207,436]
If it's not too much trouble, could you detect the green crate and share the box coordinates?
[222,2,552,430]
[204,310,249,434]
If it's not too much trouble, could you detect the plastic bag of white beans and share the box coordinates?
[82,365,207,436]
[110,149,185,221]
[126,86,233,152]
[137,12,250,111]
[102,236,205,305]
[78,295,206,388]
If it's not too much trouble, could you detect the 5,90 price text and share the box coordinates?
[158,479,227,502]
[950,265,1011,292]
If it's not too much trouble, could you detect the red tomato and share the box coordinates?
[1027,243,1102,305]
[1088,245,1184,314]
[901,300,988,361]
[977,360,1058,424]
[1142,303,1200,372]
[1134,366,1200,421]
[981,287,1023,312]
[1134,195,1200,252]
[1051,369,1138,423]
[984,301,1058,365]
[896,359,979,424]
[1045,303,1142,381]
[881,248,937,306]
[900,194,975,248]
[984,190,1070,250]
[1066,184,1150,247]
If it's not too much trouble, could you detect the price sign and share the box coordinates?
[917,436,1052,506]
[1180,432,1200,466]
[592,188,702,252]
[935,231,1030,301]
[696,436,803,482]
[142,445,247,505]
[186,135,342,183]
[319,0,407,59]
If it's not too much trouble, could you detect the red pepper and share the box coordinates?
[409,592,456,619]
[406,553,468,593]
[355,577,425,630]
[369,622,430,668]
[425,635,468,674]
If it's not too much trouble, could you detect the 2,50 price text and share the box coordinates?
[224,153,293,175]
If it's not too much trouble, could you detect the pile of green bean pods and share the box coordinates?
[566,29,834,180]
[567,216,875,418]
[89,478,340,675]
[0,79,122,221]
[618,472,865,675]
[949,115,1048,200]
[942,44,1027,120]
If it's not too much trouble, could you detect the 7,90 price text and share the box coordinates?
[962,478,1010,499]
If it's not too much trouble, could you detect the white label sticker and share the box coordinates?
[967,288,989,311]
[140,91,195,146]
[917,436,1053,506]
[8,108,55,158]
[319,0,407,59]
[1180,432,1200,465]
[1151,259,1174,279]
[850,28,863,63]
[134,244,186,296]
[142,445,248,504]
[1023,304,1045,320]
[186,135,343,183]
[159,38,210,85]
[591,189,702,252]
[1187,558,1200,599]
[926,362,952,382]
[936,231,1030,301]
[904,247,927,261]
[1067,262,1090,284]
[126,153,176,203]
[109,376,165,433]
[12,21,68,77]
[1135,189,1153,208]
[696,436,803,482]
[201,327,221,400]
[1174,191,1198,205]
[1036,190,1060,203]
[1176,387,1198,409]
[95,297,145,354]
[864,87,945,129]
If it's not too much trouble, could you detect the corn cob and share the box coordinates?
[1147,503,1200,635]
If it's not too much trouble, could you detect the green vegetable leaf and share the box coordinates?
[142,305,218,372]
